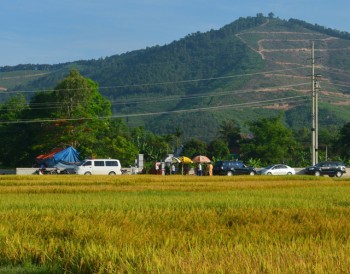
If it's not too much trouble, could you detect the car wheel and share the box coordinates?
[109,171,116,175]
[314,171,321,176]
[227,171,233,176]
[287,172,292,175]
[84,171,91,175]
[267,172,272,175]
[336,171,343,178]
[249,171,255,176]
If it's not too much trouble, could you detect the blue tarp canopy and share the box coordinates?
[36,146,81,167]
[53,146,80,164]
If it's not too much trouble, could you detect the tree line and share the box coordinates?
[0,70,349,169]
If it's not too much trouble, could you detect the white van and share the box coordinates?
[75,159,122,175]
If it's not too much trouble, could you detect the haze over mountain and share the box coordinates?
[1,15,350,141]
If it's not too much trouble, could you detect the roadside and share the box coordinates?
[7,167,350,177]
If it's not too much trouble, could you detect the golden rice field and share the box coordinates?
[0,175,350,273]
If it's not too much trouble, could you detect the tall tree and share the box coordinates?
[217,119,241,151]
[336,122,350,160]
[0,71,140,167]
[0,95,31,166]
[29,69,112,157]
[173,127,183,149]
[240,116,297,165]
[53,69,111,119]
[131,127,168,162]
[208,139,230,161]
[182,138,208,158]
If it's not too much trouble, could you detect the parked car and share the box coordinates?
[258,164,295,175]
[213,161,256,176]
[304,161,346,177]
[75,159,122,175]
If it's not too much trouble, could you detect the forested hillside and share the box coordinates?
[1,14,350,142]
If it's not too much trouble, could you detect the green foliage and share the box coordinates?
[53,69,111,119]
[288,18,350,40]
[217,119,241,151]
[0,15,350,142]
[0,71,139,167]
[0,94,28,120]
[0,95,31,167]
[336,122,350,159]
[131,127,170,162]
[3,15,350,144]
[2,15,350,166]
[26,70,113,158]
[241,115,298,165]
[208,139,230,160]
[285,106,311,130]
[182,138,208,158]
[4,15,267,142]
[246,157,264,168]
[99,119,139,165]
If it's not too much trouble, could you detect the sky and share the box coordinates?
[1,0,350,67]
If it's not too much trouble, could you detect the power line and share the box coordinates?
[0,94,309,125]
[106,82,310,106]
[0,82,310,111]
[1,81,310,107]
[332,82,350,89]
[0,66,314,125]
[1,66,309,94]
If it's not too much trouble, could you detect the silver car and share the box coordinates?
[258,164,295,175]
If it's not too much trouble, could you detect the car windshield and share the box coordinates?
[77,161,90,166]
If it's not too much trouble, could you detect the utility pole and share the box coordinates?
[315,75,319,164]
[311,42,319,165]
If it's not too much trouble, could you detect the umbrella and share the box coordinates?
[164,156,181,163]
[178,156,193,175]
[172,157,181,163]
[178,156,193,164]
[192,155,211,163]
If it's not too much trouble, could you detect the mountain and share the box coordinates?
[1,15,350,142]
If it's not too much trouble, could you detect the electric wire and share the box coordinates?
[0,82,310,111]
[1,65,345,124]
[0,66,310,94]
[0,94,310,125]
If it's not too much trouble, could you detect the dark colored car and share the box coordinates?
[213,160,256,176]
[304,161,346,177]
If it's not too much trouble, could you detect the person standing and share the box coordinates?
[197,163,202,176]
[155,162,159,175]
[171,164,176,175]
[208,162,213,176]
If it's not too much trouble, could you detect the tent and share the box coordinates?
[35,146,81,168]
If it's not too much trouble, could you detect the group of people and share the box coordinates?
[155,161,213,175]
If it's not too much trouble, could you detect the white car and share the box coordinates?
[258,164,295,175]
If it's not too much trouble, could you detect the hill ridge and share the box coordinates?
[1,15,350,141]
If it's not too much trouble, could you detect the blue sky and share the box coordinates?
[1,0,349,66]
